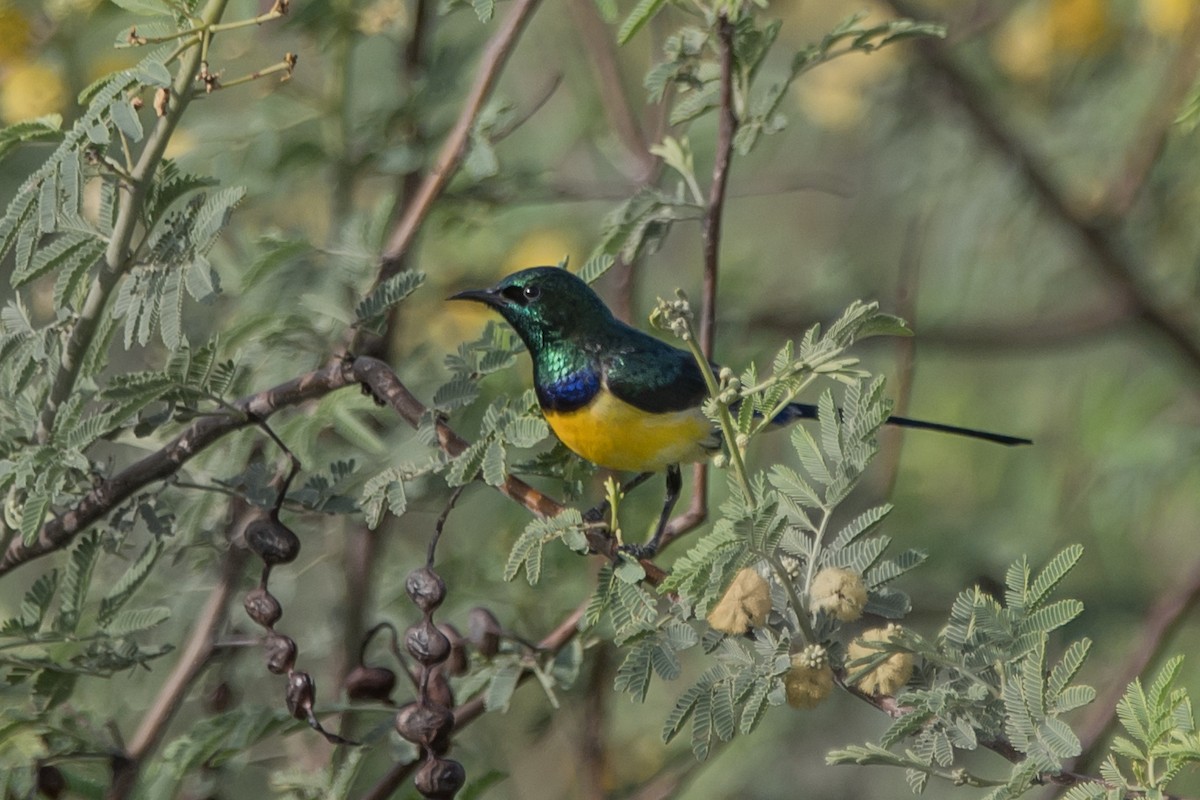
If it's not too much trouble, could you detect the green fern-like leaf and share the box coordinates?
[354,270,426,326]
[98,538,164,624]
[101,606,171,636]
[617,0,666,44]
[55,533,101,634]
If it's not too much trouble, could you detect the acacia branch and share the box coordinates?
[105,537,250,800]
[0,362,349,576]
[569,0,655,184]
[375,0,543,281]
[37,0,233,443]
[657,15,740,553]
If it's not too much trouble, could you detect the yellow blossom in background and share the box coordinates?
[995,0,1113,80]
[0,3,32,66]
[1141,0,1193,36]
[43,0,103,22]
[993,3,1054,82]
[1,61,67,124]
[1049,0,1112,54]
[502,228,577,275]
[358,0,409,37]
[795,8,899,131]
[163,129,197,160]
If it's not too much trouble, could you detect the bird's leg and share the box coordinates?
[583,471,655,524]
[621,464,681,559]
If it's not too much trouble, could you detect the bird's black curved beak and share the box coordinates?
[448,287,505,308]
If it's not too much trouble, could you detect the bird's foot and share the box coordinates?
[583,502,610,525]
[617,541,658,560]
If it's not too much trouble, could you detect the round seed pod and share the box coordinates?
[244,516,301,566]
[285,671,316,720]
[345,664,396,703]
[395,701,454,752]
[414,756,466,799]
[406,619,451,666]
[426,667,455,709]
[205,681,236,713]
[438,624,469,676]
[466,608,501,658]
[244,587,282,629]
[264,633,297,674]
[405,567,446,612]
[36,765,65,799]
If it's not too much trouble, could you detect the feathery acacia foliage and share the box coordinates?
[0,0,1196,798]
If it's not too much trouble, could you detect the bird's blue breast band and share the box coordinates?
[537,368,601,412]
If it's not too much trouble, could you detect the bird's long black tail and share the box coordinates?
[773,402,1032,446]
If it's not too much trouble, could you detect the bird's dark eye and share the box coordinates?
[522,285,541,301]
[501,285,526,304]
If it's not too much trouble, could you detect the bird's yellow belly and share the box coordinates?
[542,390,716,472]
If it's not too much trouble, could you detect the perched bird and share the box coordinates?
[450,266,1029,555]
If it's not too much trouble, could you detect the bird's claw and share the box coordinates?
[617,541,658,560]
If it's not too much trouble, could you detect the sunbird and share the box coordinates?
[451,266,1030,555]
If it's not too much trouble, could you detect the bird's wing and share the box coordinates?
[602,330,709,414]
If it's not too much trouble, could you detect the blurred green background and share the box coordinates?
[2,0,1199,796]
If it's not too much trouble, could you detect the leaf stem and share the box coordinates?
[36,0,232,445]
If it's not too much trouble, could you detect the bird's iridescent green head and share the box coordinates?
[449,266,613,352]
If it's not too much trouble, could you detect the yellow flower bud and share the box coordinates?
[706,568,770,635]
[785,645,834,709]
[1,61,67,124]
[809,566,868,622]
[847,625,914,696]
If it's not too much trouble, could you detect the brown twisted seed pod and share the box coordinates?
[244,516,301,565]
[36,765,66,799]
[466,607,501,658]
[285,671,316,720]
[426,667,455,709]
[414,756,466,799]
[345,664,396,703]
[405,567,446,612]
[414,757,465,799]
[244,587,282,629]
[205,681,236,713]
[438,624,469,676]
[264,633,297,674]
[394,701,455,752]
[243,587,283,633]
[406,619,451,665]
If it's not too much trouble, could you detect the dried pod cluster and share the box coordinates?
[393,561,466,800]
[240,511,351,746]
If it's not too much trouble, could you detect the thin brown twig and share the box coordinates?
[879,221,923,495]
[0,362,350,576]
[580,641,612,800]
[36,0,232,444]
[338,0,437,731]
[569,0,656,184]
[884,0,1200,376]
[375,0,543,281]
[656,15,740,554]
[106,523,251,799]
